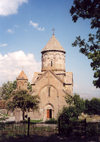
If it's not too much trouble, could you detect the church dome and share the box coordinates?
[41,34,66,72]
[41,34,65,53]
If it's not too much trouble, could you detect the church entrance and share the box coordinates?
[44,103,54,121]
[47,109,52,119]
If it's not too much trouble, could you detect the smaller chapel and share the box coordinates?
[17,33,73,121]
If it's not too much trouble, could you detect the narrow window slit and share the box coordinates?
[51,61,53,67]
[48,86,50,97]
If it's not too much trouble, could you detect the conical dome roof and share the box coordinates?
[41,34,65,53]
[17,70,28,80]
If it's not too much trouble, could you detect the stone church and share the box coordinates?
[17,33,73,121]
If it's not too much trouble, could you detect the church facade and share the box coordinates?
[17,34,73,121]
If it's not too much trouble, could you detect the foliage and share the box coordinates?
[70,0,100,88]
[0,80,33,100]
[0,113,8,131]
[65,94,85,116]
[86,123,99,136]
[58,94,100,136]
[59,106,78,123]
[0,114,8,122]
[58,94,85,135]
[6,90,39,120]
[0,81,17,100]
[27,82,32,92]
[85,98,100,115]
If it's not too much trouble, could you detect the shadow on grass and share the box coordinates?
[0,134,99,142]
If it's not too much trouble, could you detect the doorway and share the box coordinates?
[47,109,52,119]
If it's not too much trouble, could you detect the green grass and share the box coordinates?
[30,119,43,123]
[31,126,52,132]
[22,119,43,124]
[45,118,57,124]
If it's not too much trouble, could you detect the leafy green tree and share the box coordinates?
[60,106,80,122]
[58,94,85,135]
[85,98,100,115]
[27,82,32,92]
[0,81,32,100]
[65,94,85,114]
[59,94,85,122]
[70,0,100,88]
[1,81,17,100]
[6,90,39,120]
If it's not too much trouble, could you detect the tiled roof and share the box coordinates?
[41,34,65,53]
[17,70,28,80]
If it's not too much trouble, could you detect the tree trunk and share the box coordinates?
[22,111,25,120]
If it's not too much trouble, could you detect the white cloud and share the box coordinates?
[7,29,14,34]
[29,20,45,31]
[7,25,19,34]
[0,51,41,85]
[0,43,8,47]
[0,0,28,16]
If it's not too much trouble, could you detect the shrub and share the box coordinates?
[86,123,98,136]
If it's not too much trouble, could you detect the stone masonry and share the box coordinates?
[29,34,73,121]
[16,34,73,121]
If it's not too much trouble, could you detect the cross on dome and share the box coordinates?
[41,32,65,53]
[52,28,55,35]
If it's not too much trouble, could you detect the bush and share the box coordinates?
[85,98,100,115]
[86,123,98,136]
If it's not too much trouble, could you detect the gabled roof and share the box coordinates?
[41,34,65,53]
[17,70,28,80]
[32,70,64,85]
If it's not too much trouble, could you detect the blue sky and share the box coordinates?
[0,0,100,99]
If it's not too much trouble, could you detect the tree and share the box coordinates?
[27,82,32,92]
[0,81,17,100]
[59,94,85,122]
[0,81,32,100]
[58,94,85,135]
[70,0,100,88]
[85,98,100,115]
[6,90,39,120]
[65,94,85,115]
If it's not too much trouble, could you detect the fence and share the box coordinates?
[0,119,100,139]
[58,118,100,137]
[0,121,57,138]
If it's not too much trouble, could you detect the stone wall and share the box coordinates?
[42,51,65,72]
[31,71,68,121]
